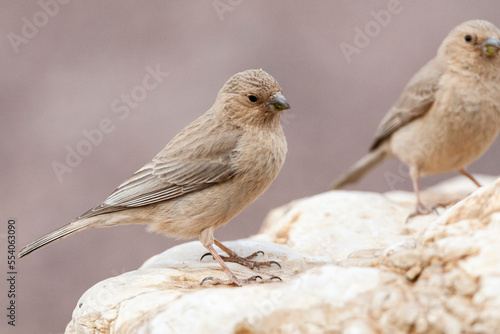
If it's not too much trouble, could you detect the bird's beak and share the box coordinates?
[483,36,500,56]
[268,92,290,112]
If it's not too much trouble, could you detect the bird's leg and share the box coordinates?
[198,229,281,286]
[433,169,482,210]
[459,169,482,187]
[200,244,281,286]
[431,169,483,209]
[407,173,434,220]
[200,244,263,286]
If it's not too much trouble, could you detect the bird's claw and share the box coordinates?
[200,250,281,270]
[220,253,281,270]
[200,275,282,286]
[200,252,214,261]
[405,204,438,223]
[269,261,282,269]
[247,250,265,259]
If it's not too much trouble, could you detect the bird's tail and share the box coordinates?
[19,220,90,258]
[331,147,389,189]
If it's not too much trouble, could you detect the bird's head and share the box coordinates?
[217,69,290,127]
[439,20,500,75]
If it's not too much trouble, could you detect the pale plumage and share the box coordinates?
[332,20,500,216]
[20,69,290,285]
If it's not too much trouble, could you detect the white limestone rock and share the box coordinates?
[66,175,500,334]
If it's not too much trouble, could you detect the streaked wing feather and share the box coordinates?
[370,58,443,150]
[78,139,240,219]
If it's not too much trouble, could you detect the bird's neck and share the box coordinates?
[447,55,500,81]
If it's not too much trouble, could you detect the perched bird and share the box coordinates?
[332,20,500,216]
[20,69,290,286]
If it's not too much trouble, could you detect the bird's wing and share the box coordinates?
[78,129,241,219]
[370,57,444,150]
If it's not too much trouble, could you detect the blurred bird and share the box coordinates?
[20,69,290,286]
[331,20,500,216]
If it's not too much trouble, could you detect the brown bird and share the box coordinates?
[20,69,290,286]
[331,20,500,216]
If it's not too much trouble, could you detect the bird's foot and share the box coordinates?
[200,275,282,286]
[406,203,438,222]
[201,250,281,270]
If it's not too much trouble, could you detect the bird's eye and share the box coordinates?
[464,35,473,42]
[248,95,258,103]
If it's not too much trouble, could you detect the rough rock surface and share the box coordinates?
[66,175,500,334]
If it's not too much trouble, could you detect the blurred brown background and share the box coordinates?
[2,1,500,333]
